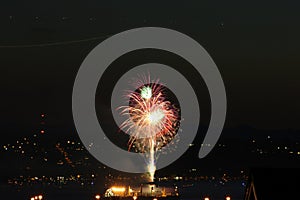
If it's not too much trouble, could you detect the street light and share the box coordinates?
[95,194,101,199]
[225,196,231,200]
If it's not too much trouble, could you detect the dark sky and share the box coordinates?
[1,1,300,142]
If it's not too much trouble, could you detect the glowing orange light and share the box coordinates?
[40,130,45,134]
[204,197,210,200]
[95,194,100,199]
[226,196,231,200]
[111,187,126,192]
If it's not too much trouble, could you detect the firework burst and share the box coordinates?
[118,75,180,181]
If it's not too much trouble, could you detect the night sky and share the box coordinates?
[1,0,300,144]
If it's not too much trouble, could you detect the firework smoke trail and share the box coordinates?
[148,139,156,182]
[118,75,179,182]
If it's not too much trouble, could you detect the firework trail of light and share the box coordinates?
[148,139,156,182]
[118,75,180,182]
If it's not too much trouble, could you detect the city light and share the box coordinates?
[30,195,43,200]
[111,186,126,192]
[3,112,299,200]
